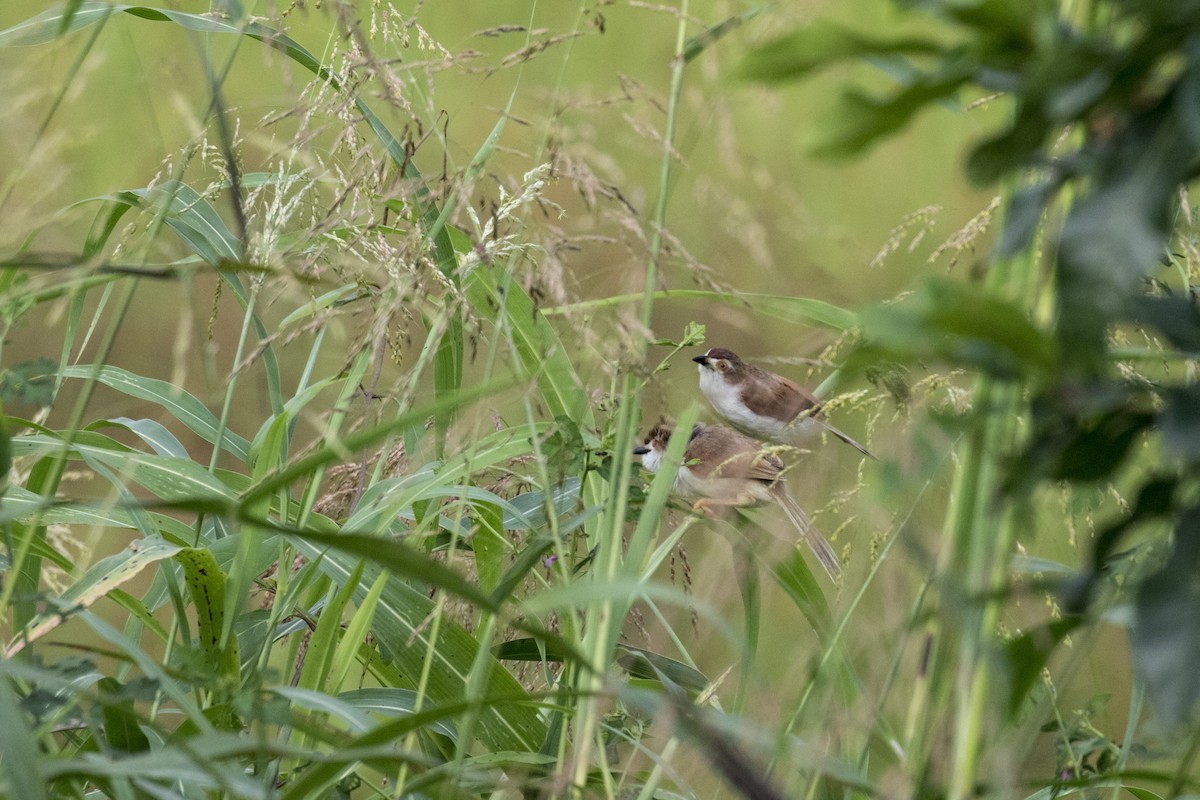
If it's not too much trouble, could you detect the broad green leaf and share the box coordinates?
[59,365,250,461]
[473,499,506,596]
[1132,504,1200,728]
[0,675,46,800]
[126,180,241,265]
[97,677,152,754]
[337,688,459,739]
[272,685,375,732]
[465,266,591,426]
[496,638,710,693]
[14,536,182,652]
[12,430,236,506]
[741,20,941,82]
[811,66,972,158]
[0,485,196,543]
[288,540,546,752]
[101,417,189,459]
[175,548,241,683]
[770,548,832,636]
[328,570,388,694]
[298,561,363,693]
[1002,618,1081,715]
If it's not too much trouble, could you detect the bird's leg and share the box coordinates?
[692,494,758,516]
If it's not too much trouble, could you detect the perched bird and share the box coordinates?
[692,347,874,459]
[634,421,841,579]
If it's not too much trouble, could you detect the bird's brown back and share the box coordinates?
[685,424,783,483]
[739,363,823,423]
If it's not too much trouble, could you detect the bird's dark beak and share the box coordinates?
[633,445,650,455]
[692,354,709,367]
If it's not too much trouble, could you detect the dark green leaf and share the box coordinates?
[850,278,1058,379]
[1131,295,1200,355]
[1003,618,1082,715]
[97,677,151,755]
[496,638,710,693]
[1132,504,1200,728]
[997,178,1063,258]
[811,64,972,158]
[684,8,762,64]
[741,21,941,82]
[769,548,832,636]
[1160,385,1200,463]
[0,358,57,406]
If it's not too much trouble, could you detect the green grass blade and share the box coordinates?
[59,365,251,461]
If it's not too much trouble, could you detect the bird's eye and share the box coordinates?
[716,361,728,372]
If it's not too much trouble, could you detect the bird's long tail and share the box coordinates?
[773,487,841,580]
[819,419,876,460]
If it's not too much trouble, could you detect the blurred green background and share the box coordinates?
[0,1,1136,788]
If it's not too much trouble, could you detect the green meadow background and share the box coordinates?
[0,1,1188,798]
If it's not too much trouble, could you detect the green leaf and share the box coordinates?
[102,417,189,459]
[0,417,10,486]
[97,677,152,754]
[1132,504,1200,728]
[126,180,241,265]
[0,358,57,407]
[850,278,1059,379]
[769,547,832,636]
[0,674,46,800]
[997,178,1063,258]
[811,65,972,158]
[289,541,547,752]
[18,537,183,652]
[1002,618,1081,715]
[175,547,241,683]
[473,499,506,597]
[0,485,197,543]
[684,7,762,64]
[59,365,250,461]
[465,267,591,425]
[337,688,459,739]
[495,638,710,693]
[741,20,941,82]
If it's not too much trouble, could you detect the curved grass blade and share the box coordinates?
[8,536,182,655]
[547,289,858,331]
[287,542,546,753]
[59,365,250,461]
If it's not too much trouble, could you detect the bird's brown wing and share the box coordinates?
[740,368,822,423]
[688,425,783,482]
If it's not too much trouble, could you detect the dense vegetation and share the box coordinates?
[1,0,1199,798]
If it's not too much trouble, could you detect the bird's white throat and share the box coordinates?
[640,446,664,474]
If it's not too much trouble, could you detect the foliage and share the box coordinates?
[2,0,1198,799]
[0,2,852,798]
[745,0,1200,791]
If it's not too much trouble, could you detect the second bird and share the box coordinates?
[693,347,874,459]
[634,421,841,579]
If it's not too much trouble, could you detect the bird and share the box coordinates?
[633,421,841,579]
[692,347,875,459]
